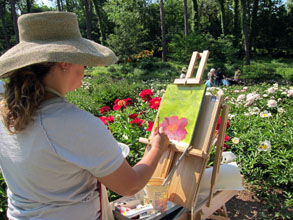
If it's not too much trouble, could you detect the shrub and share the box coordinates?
[66,76,146,116]
[207,84,293,218]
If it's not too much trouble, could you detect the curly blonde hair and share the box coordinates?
[0,62,55,134]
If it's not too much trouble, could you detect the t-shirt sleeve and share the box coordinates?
[42,104,124,177]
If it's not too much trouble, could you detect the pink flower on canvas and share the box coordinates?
[160,116,188,141]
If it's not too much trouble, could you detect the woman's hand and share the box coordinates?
[151,127,169,153]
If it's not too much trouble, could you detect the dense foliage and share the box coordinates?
[1,0,293,64]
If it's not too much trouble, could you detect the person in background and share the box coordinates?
[0,79,4,96]
[205,68,216,87]
[180,66,187,78]
[0,12,169,220]
[234,66,241,82]
[215,68,225,86]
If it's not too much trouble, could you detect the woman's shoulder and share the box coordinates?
[39,98,101,129]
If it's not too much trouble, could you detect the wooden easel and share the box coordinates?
[139,50,237,219]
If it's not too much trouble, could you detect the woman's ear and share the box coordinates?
[57,62,71,72]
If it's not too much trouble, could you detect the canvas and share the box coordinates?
[152,84,206,148]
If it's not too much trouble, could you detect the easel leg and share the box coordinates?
[193,210,203,220]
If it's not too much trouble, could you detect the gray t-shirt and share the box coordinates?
[0,97,124,220]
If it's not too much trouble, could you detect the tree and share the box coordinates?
[191,0,199,31]
[233,0,241,47]
[183,0,189,36]
[0,0,11,49]
[84,0,92,40]
[91,0,107,45]
[249,0,259,55]
[104,0,149,60]
[217,0,226,35]
[240,0,250,64]
[56,0,62,11]
[26,0,32,12]
[10,0,19,43]
[160,0,167,61]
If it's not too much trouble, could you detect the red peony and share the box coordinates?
[146,121,154,132]
[106,116,114,123]
[216,116,230,130]
[124,98,133,106]
[139,89,153,102]
[99,116,108,126]
[113,99,127,111]
[149,97,161,109]
[130,118,144,127]
[129,113,138,119]
[100,106,110,114]
[99,116,114,125]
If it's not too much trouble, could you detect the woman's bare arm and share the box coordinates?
[98,127,169,196]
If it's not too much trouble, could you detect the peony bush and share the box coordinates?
[98,88,163,167]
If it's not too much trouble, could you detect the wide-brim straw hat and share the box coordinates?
[181,67,187,73]
[0,11,118,78]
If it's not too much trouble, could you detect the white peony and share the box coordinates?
[267,99,277,108]
[267,87,275,93]
[237,94,245,102]
[260,111,272,118]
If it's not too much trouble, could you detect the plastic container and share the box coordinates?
[144,177,169,212]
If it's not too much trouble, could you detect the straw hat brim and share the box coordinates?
[0,38,118,78]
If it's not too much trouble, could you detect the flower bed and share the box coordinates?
[95,81,293,217]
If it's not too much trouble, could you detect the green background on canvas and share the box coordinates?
[154,84,206,147]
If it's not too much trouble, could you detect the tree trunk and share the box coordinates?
[0,0,11,48]
[250,0,259,56]
[160,0,167,62]
[10,0,19,43]
[183,0,189,36]
[26,0,31,12]
[267,0,273,55]
[217,0,226,35]
[233,0,240,47]
[191,0,199,31]
[84,0,92,40]
[91,0,106,45]
[240,0,250,65]
[56,0,62,11]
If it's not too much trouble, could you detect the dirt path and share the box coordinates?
[226,190,276,220]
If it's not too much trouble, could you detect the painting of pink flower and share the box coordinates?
[160,116,188,141]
